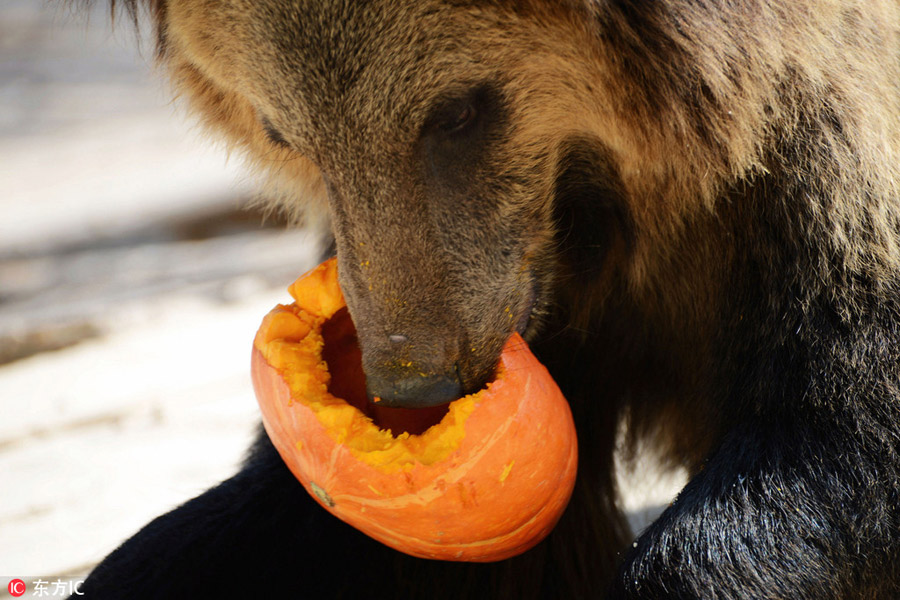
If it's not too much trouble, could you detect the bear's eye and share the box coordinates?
[424,87,491,138]
[438,103,476,134]
[419,83,505,185]
[261,116,291,149]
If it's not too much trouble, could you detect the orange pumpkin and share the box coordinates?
[251,258,578,562]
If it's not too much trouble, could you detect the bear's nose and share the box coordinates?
[366,369,463,408]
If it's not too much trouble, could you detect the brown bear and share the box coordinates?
[75,1,900,598]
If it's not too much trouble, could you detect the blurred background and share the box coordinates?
[1,0,684,590]
[0,0,321,585]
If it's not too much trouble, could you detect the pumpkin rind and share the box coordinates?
[251,258,578,562]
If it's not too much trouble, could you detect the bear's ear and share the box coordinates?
[552,136,634,276]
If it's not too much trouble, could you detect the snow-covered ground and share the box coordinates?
[0,1,684,591]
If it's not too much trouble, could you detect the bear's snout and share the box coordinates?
[356,328,467,408]
[365,369,464,408]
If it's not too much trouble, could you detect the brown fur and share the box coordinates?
[151,0,900,344]
[77,1,900,597]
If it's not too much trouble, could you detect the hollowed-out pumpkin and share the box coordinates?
[251,258,577,562]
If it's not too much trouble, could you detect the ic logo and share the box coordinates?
[7,579,26,597]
